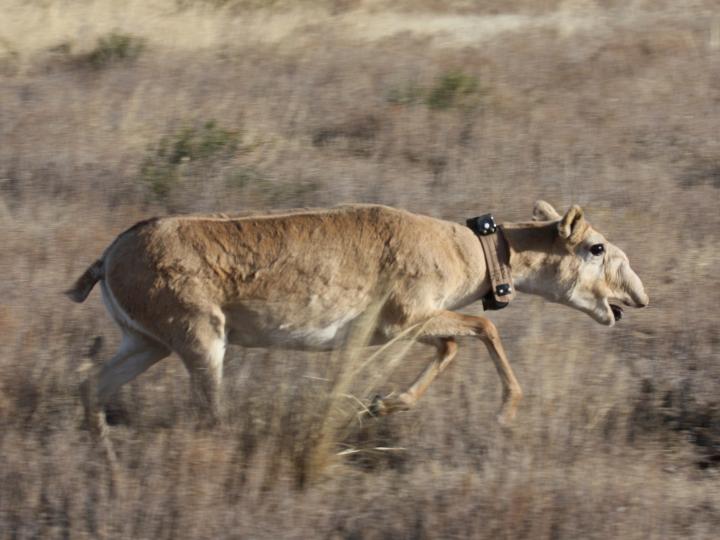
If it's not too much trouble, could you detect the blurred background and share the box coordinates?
[1,1,719,538]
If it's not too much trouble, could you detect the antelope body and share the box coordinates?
[67,202,648,434]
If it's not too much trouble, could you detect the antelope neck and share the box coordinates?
[500,221,558,293]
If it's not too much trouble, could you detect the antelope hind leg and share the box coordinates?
[82,332,170,436]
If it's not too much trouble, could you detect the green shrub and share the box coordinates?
[385,71,484,111]
[139,121,240,202]
[426,71,480,110]
[139,159,178,201]
[86,32,145,68]
[168,121,239,164]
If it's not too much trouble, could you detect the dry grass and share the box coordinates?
[2,0,720,538]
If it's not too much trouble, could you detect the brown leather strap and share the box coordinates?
[466,214,515,310]
[478,227,515,309]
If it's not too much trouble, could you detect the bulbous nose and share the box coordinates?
[621,262,648,308]
[634,290,649,308]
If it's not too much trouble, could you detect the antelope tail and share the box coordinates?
[65,259,104,303]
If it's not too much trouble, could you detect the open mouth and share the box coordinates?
[610,304,624,322]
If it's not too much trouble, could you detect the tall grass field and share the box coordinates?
[1,1,719,538]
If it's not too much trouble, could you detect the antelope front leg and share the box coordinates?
[371,337,458,415]
[418,310,523,424]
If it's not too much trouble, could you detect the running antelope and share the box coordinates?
[67,201,648,434]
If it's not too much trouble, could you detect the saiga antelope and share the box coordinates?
[67,201,648,435]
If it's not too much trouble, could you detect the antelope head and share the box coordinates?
[508,200,649,327]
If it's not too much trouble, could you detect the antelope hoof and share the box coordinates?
[496,400,521,427]
[496,409,516,427]
[368,393,412,417]
[81,411,109,438]
[496,388,523,426]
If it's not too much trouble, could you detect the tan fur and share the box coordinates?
[68,202,648,434]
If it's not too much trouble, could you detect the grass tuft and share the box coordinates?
[84,32,145,68]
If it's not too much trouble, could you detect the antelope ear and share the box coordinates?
[558,205,587,243]
[532,200,561,221]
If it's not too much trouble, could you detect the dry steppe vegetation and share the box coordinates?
[1,0,720,538]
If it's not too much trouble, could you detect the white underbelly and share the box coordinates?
[274,317,357,349]
[225,305,364,350]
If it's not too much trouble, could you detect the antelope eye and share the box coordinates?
[590,243,605,256]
